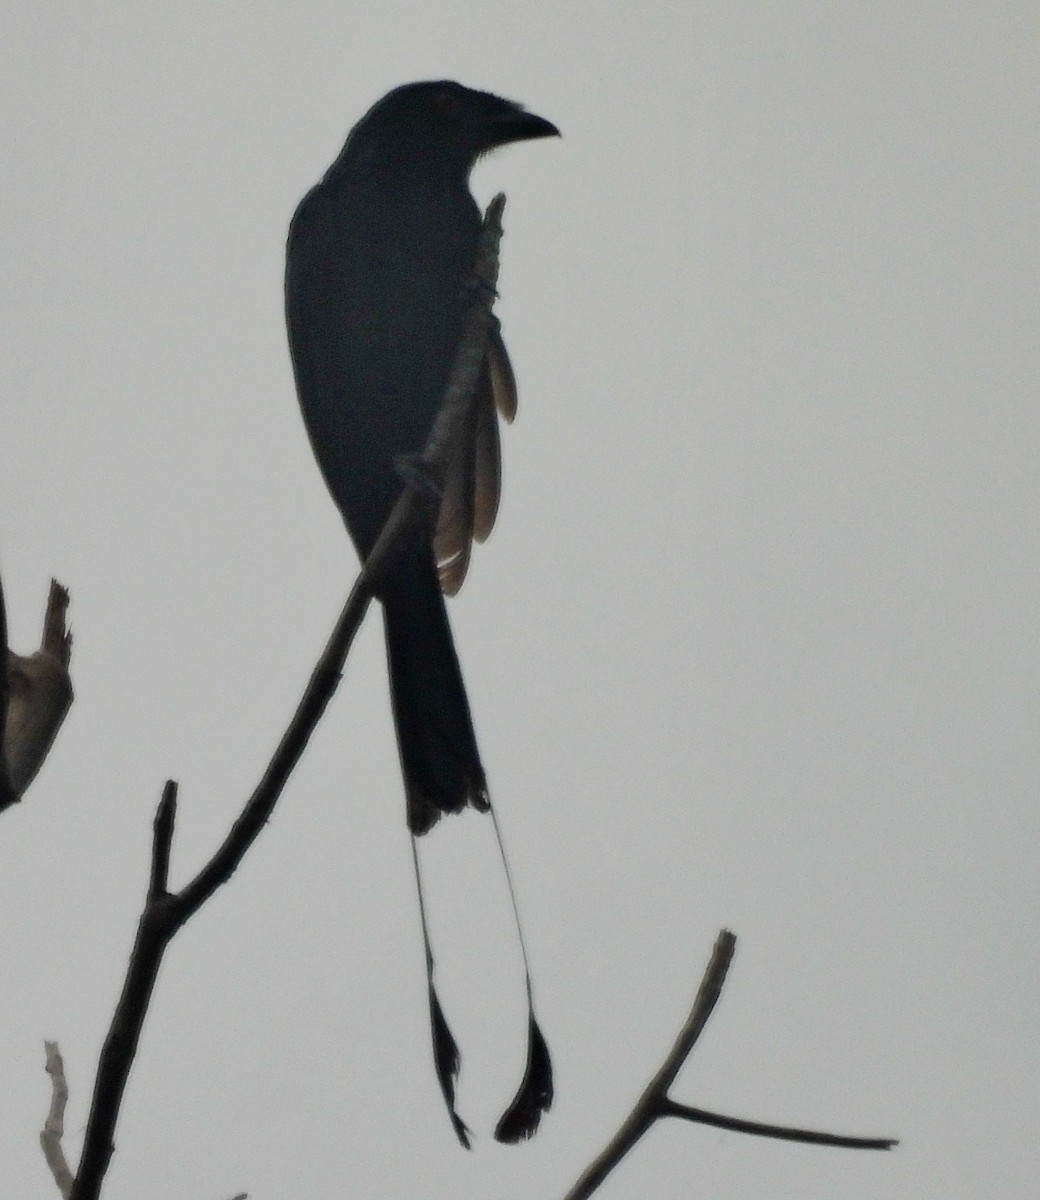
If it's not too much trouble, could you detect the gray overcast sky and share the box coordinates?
[1,3,1036,1198]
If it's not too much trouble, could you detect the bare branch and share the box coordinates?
[641,927,736,1099]
[67,197,507,1200]
[659,1098,897,1150]
[2,578,73,809]
[40,1041,74,1200]
[149,781,177,899]
[563,930,895,1200]
[563,930,736,1200]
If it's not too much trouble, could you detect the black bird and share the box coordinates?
[285,81,558,1145]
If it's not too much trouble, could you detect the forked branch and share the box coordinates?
[562,930,896,1200]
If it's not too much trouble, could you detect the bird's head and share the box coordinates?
[339,80,559,176]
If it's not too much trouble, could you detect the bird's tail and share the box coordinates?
[383,542,553,1146]
[382,549,490,835]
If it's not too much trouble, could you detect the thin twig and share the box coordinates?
[563,930,736,1200]
[562,930,896,1200]
[659,1098,897,1150]
[66,197,507,1200]
[40,1041,74,1199]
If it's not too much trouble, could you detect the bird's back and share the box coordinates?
[286,167,481,554]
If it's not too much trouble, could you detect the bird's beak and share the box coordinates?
[490,109,560,146]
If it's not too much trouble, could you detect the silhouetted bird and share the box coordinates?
[285,80,557,1146]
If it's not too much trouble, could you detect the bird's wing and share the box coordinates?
[487,324,518,422]
[434,328,516,594]
[433,398,476,595]
[473,374,501,544]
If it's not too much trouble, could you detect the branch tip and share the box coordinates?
[149,781,178,898]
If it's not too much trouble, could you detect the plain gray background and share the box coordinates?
[1,3,1036,1197]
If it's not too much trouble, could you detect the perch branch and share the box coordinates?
[65,196,507,1200]
[563,930,896,1200]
